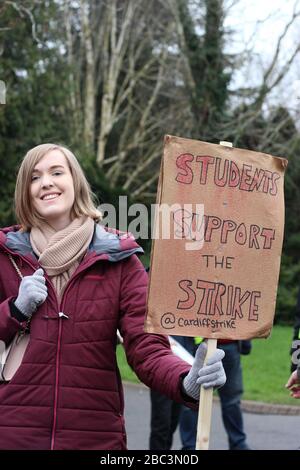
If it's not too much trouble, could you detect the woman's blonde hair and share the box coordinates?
[15,143,102,231]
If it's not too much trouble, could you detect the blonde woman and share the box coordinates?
[0,143,226,450]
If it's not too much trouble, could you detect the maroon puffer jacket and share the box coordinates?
[0,223,192,450]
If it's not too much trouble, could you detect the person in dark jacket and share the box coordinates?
[149,337,251,450]
[286,287,300,399]
[290,287,300,374]
[0,143,226,450]
[149,335,195,450]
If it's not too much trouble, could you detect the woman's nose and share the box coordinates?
[41,175,54,187]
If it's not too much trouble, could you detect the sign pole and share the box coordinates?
[195,338,217,450]
[196,141,233,451]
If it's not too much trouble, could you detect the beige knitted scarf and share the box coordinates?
[30,216,95,301]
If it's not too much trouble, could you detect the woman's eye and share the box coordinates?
[31,172,63,181]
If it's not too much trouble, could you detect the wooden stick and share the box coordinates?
[196,139,232,450]
[196,338,217,450]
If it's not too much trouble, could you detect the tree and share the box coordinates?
[174,0,231,140]
[62,0,194,199]
[0,0,71,225]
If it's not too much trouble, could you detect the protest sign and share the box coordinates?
[145,135,288,340]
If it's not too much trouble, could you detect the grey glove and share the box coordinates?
[183,342,226,400]
[14,268,48,318]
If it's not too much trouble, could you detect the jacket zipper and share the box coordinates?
[50,310,64,450]
[49,256,95,450]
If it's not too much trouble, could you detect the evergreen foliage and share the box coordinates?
[0,0,299,322]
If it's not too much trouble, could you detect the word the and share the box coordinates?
[202,255,235,269]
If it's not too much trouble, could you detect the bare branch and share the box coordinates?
[131,172,159,199]
[255,7,300,105]
[5,0,42,44]
[80,0,95,148]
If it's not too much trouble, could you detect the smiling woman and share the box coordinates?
[0,142,226,450]
[14,144,101,233]
[30,151,75,232]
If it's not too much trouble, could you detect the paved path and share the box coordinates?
[124,383,300,450]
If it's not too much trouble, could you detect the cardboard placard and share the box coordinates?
[145,135,288,340]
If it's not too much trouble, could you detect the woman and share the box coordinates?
[0,143,226,450]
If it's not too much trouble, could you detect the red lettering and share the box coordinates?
[249,169,265,192]
[176,279,261,322]
[261,228,275,249]
[270,173,280,196]
[214,158,229,187]
[248,291,261,321]
[205,216,221,242]
[173,209,191,239]
[196,155,215,184]
[226,285,234,316]
[196,280,215,315]
[211,283,226,316]
[232,288,250,319]
[221,220,237,243]
[175,153,194,184]
[262,170,273,193]
[240,164,253,191]
[228,161,240,187]
[177,280,196,309]
[249,225,260,249]
[235,223,247,245]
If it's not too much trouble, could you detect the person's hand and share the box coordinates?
[182,342,226,400]
[14,268,48,318]
[285,370,300,399]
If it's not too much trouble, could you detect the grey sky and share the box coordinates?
[225,0,300,109]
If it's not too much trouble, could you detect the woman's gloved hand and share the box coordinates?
[14,268,48,318]
[183,342,226,400]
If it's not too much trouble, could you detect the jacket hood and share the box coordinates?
[0,223,144,262]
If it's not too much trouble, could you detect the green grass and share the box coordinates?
[241,325,299,405]
[117,325,300,406]
[117,345,139,383]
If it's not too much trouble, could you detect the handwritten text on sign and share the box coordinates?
[145,136,287,340]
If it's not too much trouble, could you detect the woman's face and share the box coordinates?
[30,149,75,230]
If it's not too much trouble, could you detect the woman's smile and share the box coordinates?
[40,192,62,202]
[30,149,75,230]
